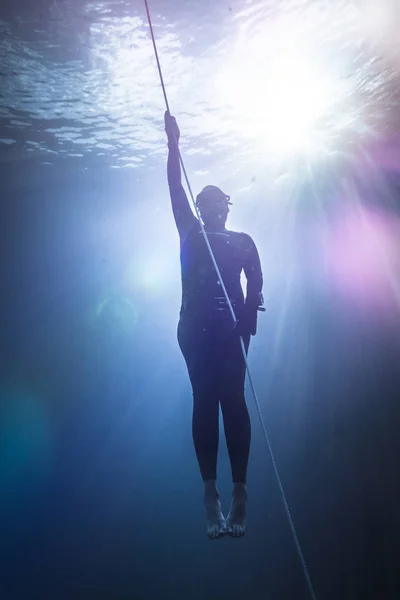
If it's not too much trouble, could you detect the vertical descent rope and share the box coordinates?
[143,2,317,599]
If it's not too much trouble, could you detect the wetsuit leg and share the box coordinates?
[219,331,251,483]
[178,317,223,481]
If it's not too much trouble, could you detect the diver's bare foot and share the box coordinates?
[204,480,227,539]
[226,483,247,537]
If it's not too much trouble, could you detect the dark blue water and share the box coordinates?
[1,1,400,599]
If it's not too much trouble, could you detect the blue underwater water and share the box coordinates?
[1,1,400,599]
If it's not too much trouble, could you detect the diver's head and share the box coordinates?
[195,185,232,229]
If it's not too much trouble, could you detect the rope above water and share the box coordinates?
[143,2,317,599]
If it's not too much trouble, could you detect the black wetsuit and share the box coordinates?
[168,143,263,483]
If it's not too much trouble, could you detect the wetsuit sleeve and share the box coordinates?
[241,234,263,335]
[167,142,197,241]
[242,234,263,304]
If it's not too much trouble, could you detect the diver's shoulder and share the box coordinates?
[225,229,254,242]
[225,227,250,236]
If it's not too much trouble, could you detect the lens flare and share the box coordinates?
[124,254,176,292]
[0,388,53,517]
[327,205,400,312]
[89,292,139,335]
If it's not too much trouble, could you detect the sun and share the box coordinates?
[213,25,346,160]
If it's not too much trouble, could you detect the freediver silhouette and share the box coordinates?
[165,111,264,538]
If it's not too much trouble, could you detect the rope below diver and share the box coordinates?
[143,2,317,599]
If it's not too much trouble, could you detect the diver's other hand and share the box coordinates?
[234,293,264,336]
[234,306,258,337]
[164,111,180,146]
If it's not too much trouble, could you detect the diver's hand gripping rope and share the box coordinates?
[143,3,317,599]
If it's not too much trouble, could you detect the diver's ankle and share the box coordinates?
[204,479,219,496]
[232,482,247,498]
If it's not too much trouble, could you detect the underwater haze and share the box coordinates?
[1,0,400,599]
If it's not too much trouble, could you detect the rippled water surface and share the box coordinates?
[1,0,400,174]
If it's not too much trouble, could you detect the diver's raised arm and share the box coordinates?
[165,111,197,240]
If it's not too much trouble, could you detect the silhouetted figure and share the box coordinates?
[165,111,263,538]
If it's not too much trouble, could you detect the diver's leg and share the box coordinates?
[191,386,219,482]
[220,332,251,537]
[178,319,227,539]
[192,368,227,539]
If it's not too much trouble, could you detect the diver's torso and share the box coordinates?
[179,221,246,322]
